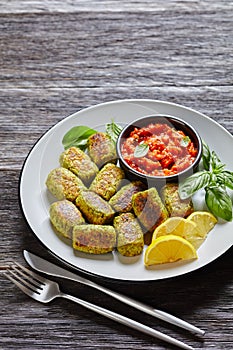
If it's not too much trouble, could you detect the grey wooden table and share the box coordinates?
[0,1,233,349]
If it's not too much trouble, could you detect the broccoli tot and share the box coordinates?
[89,163,125,201]
[87,131,117,168]
[46,167,87,201]
[114,213,144,257]
[161,183,194,218]
[59,146,98,185]
[109,181,146,213]
[75,190,115,225]
[49,200,85,239]
[132,187,168,245]
[73,224,116,254]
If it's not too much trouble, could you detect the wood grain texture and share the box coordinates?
[0,1,233,350]
[1,0,233,13]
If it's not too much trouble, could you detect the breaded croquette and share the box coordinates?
[132,187,168,244]
[87,131,117,168]
[73,224,116,254]
[89,163,125,201]
[109,180,146,213]
[161,183,194,218]
[59,146,98,185]
[75,190,115,225]
[114,213,144,257]
[46,167,87,201]
[49,199,85,239]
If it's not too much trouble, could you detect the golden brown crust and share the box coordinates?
[46,167,87,201]
[114,213,144,257]
[73,224,116,254]
[87,132,117,168]
[132,187,168,244]
[89,163,125,201]
[59,146,98,185]
[49,200,85,239]
[109,180,146,213]
[161,183,194,218]
[75,190,115,225]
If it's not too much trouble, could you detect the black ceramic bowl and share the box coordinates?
[116,115,202,187]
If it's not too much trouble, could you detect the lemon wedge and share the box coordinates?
[152,217,203,249]
[187,211,217,237]
[152,217,197,238]
[144,234,197,266]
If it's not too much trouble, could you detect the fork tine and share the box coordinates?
[14,262,47,284]
[5,267,42,292]
[4,270,38,298]
[10,266,42,289]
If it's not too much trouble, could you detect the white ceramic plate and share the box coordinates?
[19,99,233,281]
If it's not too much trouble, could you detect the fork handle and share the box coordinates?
[60,292,194,350]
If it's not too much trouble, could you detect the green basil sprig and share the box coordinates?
[62,120,122,151]
[105,120,123,143]
[179,141,233,221]
[178,171,211,199]
[205,186,232,222]
[134,142,149,158]
[62,126,97,150]
[180,136,191,147]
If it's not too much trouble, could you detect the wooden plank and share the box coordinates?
[1,0,233,13]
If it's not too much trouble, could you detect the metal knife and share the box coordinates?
[23,250,205,336]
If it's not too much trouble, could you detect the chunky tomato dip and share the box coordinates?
[121,123,198,176]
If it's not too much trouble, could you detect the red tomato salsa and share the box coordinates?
[121,123,198,176]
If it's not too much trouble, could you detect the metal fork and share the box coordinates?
[4,262,195,350]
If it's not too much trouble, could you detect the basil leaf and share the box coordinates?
[179,141,233,220]
[62,126,97,150]
[134,142,149,158]
[211,150,225,173]
[69,138,90,151]
[106,120,123,143]
[217,171,233,190]
[178,170,211,199]
[180,136,190,147]
[205,186,232,221]
[202,141,211,170]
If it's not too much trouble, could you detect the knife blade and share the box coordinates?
[23,249,205,336]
